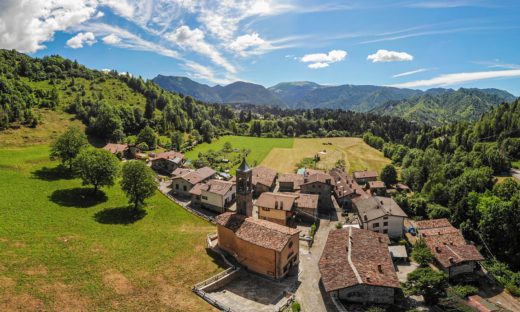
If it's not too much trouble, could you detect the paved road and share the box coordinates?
[295,216,340,312]
[511,169,520,182]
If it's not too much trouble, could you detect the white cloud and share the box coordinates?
[102,34,121,45]
[390,69,520,88]
[367,49,413,63]
[0,0,98,53]
[165,25,236,73]
[392,68,430,78]
[66,32,96,49]
[301,50,347,69]
[229,32,275,56]
[184,61,236,85]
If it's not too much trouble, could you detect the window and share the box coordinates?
[288,241,293,248]
[183,185,187,191]
[202,196,208,200]
[175,184,179,190]
[383,222,388,226]
[287,251,294,259]
[383,216,388,220]
[373,223,379,228]
[383,229,388,234]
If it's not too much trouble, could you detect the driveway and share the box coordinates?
[295,215,341,312]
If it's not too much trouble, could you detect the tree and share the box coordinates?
[171,131,184,151]
[120,161,157,210]
[137,126,158,150]
[404,267,448,305]
[380,164,398,186]
[411,240,434,266]
[200,120,214,143]
[74,148,120,194]
[223,141,233,153]
[50,126,88,170]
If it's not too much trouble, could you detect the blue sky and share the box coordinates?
[1,0,520,95]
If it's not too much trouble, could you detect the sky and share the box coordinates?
[1,0,520,95]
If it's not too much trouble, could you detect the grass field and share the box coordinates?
[184,136,294,172]
[0,144,221,311]
[261,137,391,174]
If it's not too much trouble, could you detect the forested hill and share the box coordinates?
[0,49,237,142]
[370,88,517,125]
[0,49,424,145]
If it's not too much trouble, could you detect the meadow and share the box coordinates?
[0,143,221,311]
[260,137,391,174]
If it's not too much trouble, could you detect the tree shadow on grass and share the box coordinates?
[93,207,147,225]
[32,165,75,181]
[50,187,108,208]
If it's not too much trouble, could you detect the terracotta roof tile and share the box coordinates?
[294,193,319,210]
[414,218,452,230]
[302,172,334,185]
[256,192,298,211]
[368,181,386,189]
[151,151,184,161]
[216,212,299,252]
[330,169,367,199]
[279,173,305,190]
[173,166,216,185]
[103,143,128,154]
[319,228,400,292]
[252,166,277,187]
[353,170,378,180]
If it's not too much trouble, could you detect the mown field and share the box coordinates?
[261,137,391,174]
[184,135,294,171]
[0,141,221,311]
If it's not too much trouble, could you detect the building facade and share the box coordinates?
[190,179,236,213]
[354,196,407,239]
[300,172,334,212]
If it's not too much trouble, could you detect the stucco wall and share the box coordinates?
[171,179,194,196]
[361,215,404,239]
[301,182,333,211]
[217,225,298,279]
[258,206,289,225]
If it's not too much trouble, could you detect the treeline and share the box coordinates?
[363,100,520,273]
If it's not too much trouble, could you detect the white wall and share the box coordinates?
[361,215,404,239]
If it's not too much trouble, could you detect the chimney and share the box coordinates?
[449,257,454,264]
[364,214,368,221]
[378,264,383,273]
[378,237,383,243]
[435,246,442,253]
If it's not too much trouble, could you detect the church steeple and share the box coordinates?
[236,158,253,216]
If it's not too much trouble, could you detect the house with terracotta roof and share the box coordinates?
[319,227,400,304]
[367,181,387,196]
[216,159,300,280]
[413,219,484,279]
[300,172,335,211]
[251,166,277,196]
[354,196,407,239]
[103,143,139,159]
[278,173,305,192]
[330,168,368,210]
[150,151,186,175]
[170,166,216,196]
[189,179,236,213]
[353,170,379,184]
[256,192,319,226]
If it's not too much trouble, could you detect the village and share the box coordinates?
[100,142,520,312]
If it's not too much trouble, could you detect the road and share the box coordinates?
[511,169,520,182]
[295,215,340,312]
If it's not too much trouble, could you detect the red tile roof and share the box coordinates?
[190,179,234,196]
[278,173,305,190]
[294,193,319,210]
[330,169,367,199]
[256,192,298,211]
[172,166,216,185]
[368,181,386,189]
[302,172,334,185]
[355,196,407,222]
[353,170,378,180]
[216,212,300,252]
[103,143,128,154]
[415,219,485,268]
[319,227,400,293]
[252,166,277,187]
[151,151,184,161]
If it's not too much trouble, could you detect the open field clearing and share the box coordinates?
[261,137,391,174]
[184,136,294,172]
[0,144,220,311]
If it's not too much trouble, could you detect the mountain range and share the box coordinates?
[153,75,517,124]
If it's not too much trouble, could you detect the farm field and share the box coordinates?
[261,137,391,174]
[0,144,221,311]
[184,135,294,171]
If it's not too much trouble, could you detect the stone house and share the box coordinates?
[353,170,378,185]
[190,179,236,213]
[103,143,139,159]
[170,166,216,197]
[251,166,277,197]
[330,168,368,211]
[278,173,304,192]
[300,172,335,212]
[367,181,387,196]
[319,227,400,304]
[150,151,185,175]
[414,219,484,279]
[354,196,407,239]
[293,193,320,220]
[216,159,300,280]
[257,192,299,226]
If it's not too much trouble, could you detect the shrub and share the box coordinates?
[309,224,317,238]
[452,285,478,298]
[291,301,301,312]
[411,239,434,266]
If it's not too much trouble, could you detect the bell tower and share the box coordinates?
[236,158,253,217]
